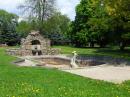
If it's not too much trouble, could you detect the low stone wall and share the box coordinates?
[48,48,61,55]
[0,44,8,47]
[6,48,20,56]
[6,48,60,56]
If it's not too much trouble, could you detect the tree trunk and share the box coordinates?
[120,42,125,51]
[99,42,106,48]
[90,42,94,48]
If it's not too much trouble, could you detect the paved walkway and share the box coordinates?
[63,65,130,83]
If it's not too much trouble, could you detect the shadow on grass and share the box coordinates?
[78,47,130,60]
[95,48,130,54]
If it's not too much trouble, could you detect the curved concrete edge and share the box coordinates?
[13,58,38,67]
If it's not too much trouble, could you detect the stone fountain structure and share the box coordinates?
[7,30,60,56]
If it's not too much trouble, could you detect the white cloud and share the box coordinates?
[57,0,80,20]
[0,0,23,14]
[0,0,80,20]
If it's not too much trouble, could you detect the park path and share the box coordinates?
[63,65,130,84]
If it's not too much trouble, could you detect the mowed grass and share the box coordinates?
[0,47,130,97]
[54,46,130,59]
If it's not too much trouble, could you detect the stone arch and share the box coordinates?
[31,40,41,45]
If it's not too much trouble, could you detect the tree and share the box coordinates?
[19,0,56,24]
[16,12,71,45]
[106,0,130,50]
[16,21,30,37]
[87,0,110,47]
[70,0,92,47]
[41,12,71,45]
[16,20,39,38]
[71,0,110,47]
[0,9,20,45]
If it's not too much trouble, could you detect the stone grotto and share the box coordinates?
[7,30,60,56]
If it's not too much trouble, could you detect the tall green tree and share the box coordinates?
[71,0,110,47]
[0,9,19,45]
[70,0,92,47]
[87,0,110,47]
[42,12,71,45]
[16,20,32,37]
[106,0,130,50]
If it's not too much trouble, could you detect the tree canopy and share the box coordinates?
[0,9,20,45]
[70,0,130,50]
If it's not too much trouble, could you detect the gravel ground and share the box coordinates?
[63,65,130,83]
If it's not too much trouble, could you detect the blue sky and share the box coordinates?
[0,0,80,20]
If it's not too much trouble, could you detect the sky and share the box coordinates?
[0,0,80,20]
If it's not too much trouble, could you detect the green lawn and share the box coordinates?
[54,46,130,60]
[0,47,130,97]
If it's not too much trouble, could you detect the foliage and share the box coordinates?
[42,12,71,45]
[16,20,40,38]
[70,0,91,47]
[0,9,20,45]
[106,0,130,50]
[70,0,110,47]
[70,0,130,50]
[87,0,110,47]
[16,12,71,45]
[18,0,56,33]
[16,21,31,38]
